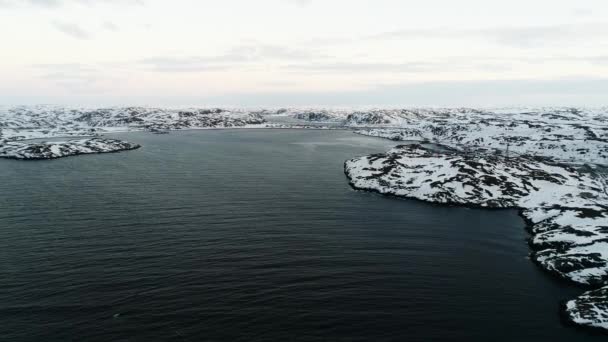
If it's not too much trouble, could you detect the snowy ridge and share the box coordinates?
[344,144,608,331]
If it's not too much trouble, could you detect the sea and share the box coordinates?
[0,129,603,341]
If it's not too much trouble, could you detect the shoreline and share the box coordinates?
[343,143,608,332]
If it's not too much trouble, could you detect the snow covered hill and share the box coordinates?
[354,107,608,165]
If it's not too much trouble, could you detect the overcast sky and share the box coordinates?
[0,0,607,107]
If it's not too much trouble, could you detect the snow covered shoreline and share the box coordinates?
[0,138,141,160]
[2,105,606,162]
[2,105,608,332]
[339,105,608,331]
[0,106,269,160]
[344,144,608,331]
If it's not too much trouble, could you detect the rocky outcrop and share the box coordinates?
[565,286,608,331]
[293,111,338,122]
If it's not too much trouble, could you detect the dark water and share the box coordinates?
[0,130,602,341]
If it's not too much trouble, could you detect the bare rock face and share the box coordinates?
[345,144,608,331]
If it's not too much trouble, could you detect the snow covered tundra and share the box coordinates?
[2,105,608,332]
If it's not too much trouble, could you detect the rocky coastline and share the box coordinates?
[344,143,608,331]
[0,138,141,160]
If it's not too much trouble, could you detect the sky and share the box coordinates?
[0,0,607,107]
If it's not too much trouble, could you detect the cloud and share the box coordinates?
[139,52,608,76]
[9,79,608,107]
[366,23,608,48]
[76,0,144,6]
[282,57,522,74]
[52,21,90,39]
[199,78,608,107]
[28,0,61,7]
[285,0,312,7]
[284,62,434,73]
[0,0,143,8]
[102,21,118,31]
[139,44,324,72]
[585,56,608,64]
[31,63,114,93]
[33,63,98,80]
[572,8,594,17]
[137,57,231,72]
[519,55,608,65]
[488,26,579,48]
[229,44,320,60]
[30,63,125,96]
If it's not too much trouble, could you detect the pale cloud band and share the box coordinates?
[0,0,607,106]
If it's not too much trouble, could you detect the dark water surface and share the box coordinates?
[0,130,601,341]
